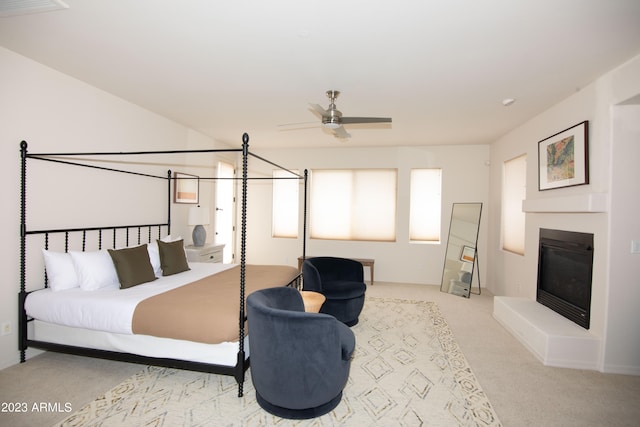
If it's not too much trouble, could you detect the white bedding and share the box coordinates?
[31,320,248,366]
[25,262,236,335]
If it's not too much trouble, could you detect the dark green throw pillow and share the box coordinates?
[157,239,190,276]
[108,244,157,289]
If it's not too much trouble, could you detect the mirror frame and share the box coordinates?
[440,202,483,298]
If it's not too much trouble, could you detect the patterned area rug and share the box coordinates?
[56,298,501,426]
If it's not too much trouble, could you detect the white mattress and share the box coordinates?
[25,262,236,335]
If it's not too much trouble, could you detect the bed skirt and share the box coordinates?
[31,320,248,367]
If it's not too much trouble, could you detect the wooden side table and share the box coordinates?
[300,291,326,313]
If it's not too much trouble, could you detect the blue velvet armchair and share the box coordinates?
[246,286,355,419]
[302,257,367,326]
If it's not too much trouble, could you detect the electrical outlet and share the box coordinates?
[1,322,11,336]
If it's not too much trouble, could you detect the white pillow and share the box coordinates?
[148,235,182,277]
[69,250,120,291]
[41,249,79,291]
[147,243,162,277]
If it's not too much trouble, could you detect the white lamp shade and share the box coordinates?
[188,207,210,226]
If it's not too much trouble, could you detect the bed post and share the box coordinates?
[19,141,28,363]
[167,170,172,235]
[302,169,308,262]
[236,132,250,397]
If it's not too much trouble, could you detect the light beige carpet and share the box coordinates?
[55,297,501,426]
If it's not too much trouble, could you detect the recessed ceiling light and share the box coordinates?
[502,98,516,107]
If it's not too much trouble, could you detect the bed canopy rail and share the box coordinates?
[19,133,307,397]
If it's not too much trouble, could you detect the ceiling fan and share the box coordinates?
[283,90,392,139]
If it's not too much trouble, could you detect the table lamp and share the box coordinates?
[188,206,210,247]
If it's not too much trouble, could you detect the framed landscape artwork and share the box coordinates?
[538,120,589,191]
[174,172,199,204]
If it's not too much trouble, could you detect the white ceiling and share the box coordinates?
[2,0,640,149]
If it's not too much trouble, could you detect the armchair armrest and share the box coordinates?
[301,261,323,292]
[336,321,356,361]
[303,257,364,285]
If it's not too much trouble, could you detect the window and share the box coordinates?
[310,169,397,241]
[502,154,526,255]
[409,169,442,242]
[272,169,299,238]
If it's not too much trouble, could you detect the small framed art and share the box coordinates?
[174,172,199,204]
[538,121,589,191]
[460,245,475,263]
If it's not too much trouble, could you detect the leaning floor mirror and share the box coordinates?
[440,203,482,298]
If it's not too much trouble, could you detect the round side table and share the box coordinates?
[299,291,326,313]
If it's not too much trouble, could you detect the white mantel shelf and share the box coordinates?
[522,193,608,213]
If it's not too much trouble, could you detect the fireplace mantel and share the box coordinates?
[522,193,608,213]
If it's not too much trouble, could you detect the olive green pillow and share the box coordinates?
[108,244,157,289]
[157,239,190,276]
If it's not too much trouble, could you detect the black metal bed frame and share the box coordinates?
[18,133,308,397]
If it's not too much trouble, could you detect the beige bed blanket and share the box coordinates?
[132,265,299,344]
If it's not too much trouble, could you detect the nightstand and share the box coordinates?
[185,243,225,263]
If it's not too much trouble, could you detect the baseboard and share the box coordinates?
[602,363,640,376]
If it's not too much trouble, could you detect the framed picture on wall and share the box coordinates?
[460,246,475,263]
[538,120,589,191]
[174,172,199,204]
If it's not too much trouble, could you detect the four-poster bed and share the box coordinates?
[18,133,307,397]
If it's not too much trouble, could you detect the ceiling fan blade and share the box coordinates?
[277,121,318,127]
[341,117,392,124]
[309,103,330,118]
[278,124,319,133]
[332,126,351,139]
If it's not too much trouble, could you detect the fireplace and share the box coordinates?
[537,228,594,329]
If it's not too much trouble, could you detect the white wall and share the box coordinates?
[0,47,227,370]
[243,144,490,286]
[607,102,640,374]
[487,53,640,374]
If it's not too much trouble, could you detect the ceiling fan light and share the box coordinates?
[323,122,341,129]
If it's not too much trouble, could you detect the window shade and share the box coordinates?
[409,168,442,242]
[502,155,526,255]
[310,169,397,241]
[272,169,299,238]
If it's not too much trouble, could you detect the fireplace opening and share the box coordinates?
[537,228,594,329]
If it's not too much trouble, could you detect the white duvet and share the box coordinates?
[25,263,236,335]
